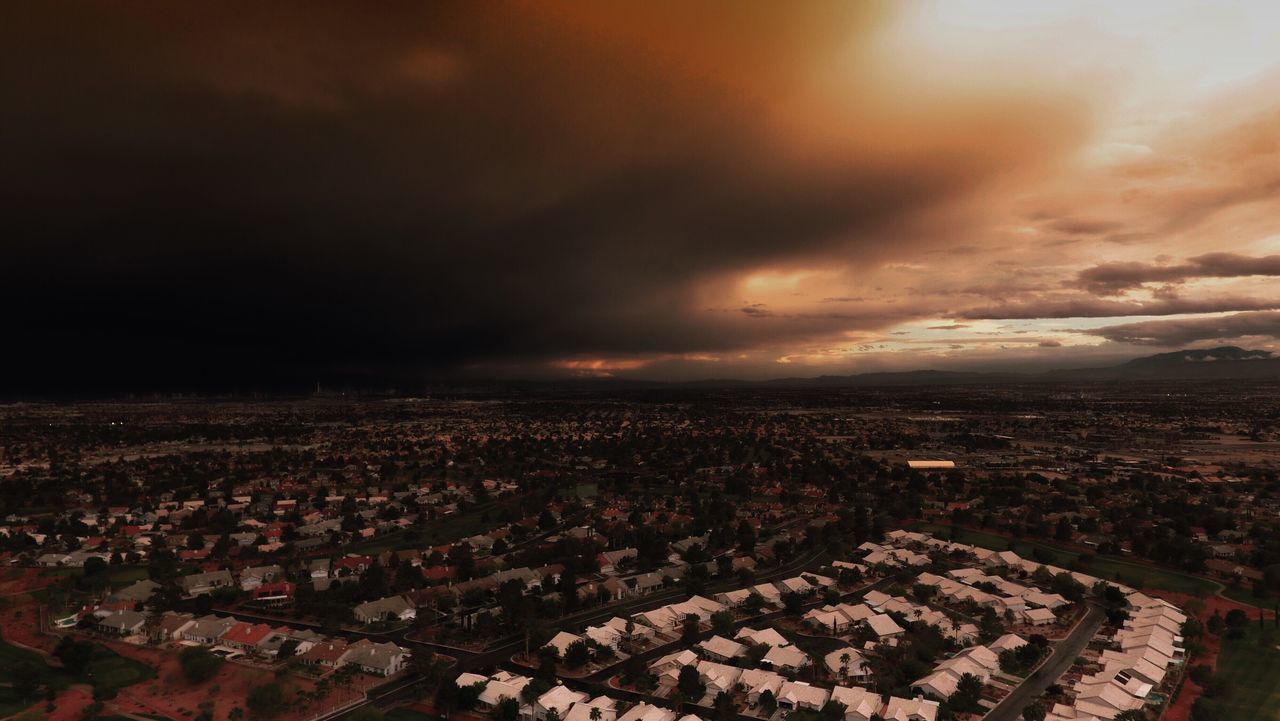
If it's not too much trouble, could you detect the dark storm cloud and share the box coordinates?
[0,2,1079,393]
[1081,310,1280,346]
[1074,253,1280,294]
[958,294,1280,319]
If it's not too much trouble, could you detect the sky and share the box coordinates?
[3,1,1280,392]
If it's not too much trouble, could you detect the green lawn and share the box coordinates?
[1216,624,1280,721]
[911,522,1220,596]
[385,708,441,721]
[43,565,151,589]
[0,636,154,716]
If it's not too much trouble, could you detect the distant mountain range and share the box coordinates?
[675,346,1280,388]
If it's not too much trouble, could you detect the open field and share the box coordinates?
[0,636,154,717]
[387,708,442,721]
[43,564,151,589]
[911,523,1221,596]
[1215,624,1280,721]
[104,640,383,721]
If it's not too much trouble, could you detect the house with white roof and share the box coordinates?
[882,696,939,721]
[562,696,617,721]
[696,660,744,696]
[829,686,882,721]
[823,647,871,683]
[476,671,532,710]
[697,635,747,662]
[751,583,783,605]
[740,668,787,705]
[864,613,905,640]
[544,631,585,658]
[776,681,829,711]
[736,626,790,648]
[763,644,810,672]
[533,686,589,721]
[615,704,676,721]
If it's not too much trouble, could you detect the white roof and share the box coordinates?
[545,631,583,655]
[829,686,880,717]
[455,672,488,687]
[865,613,905,637]
[537,686,589,715]
[988,633,1027,653]
[616,704,676,721]
[777,681,830,708]
[883,696,940,721]
[823,647,868,675]
[764,644,810,670]
[698,635,747,659]
[735,626,789,647]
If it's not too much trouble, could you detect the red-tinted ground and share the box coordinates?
[0,595,58,654]
[0,567,56,596]
[1147,589,1263,721]
[46,685,96,721]
[102,640,387,721]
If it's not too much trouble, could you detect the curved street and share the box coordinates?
[983,604,1105,721]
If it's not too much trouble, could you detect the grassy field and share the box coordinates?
[43,564,151,589]
[0,636,154,716]
[911,522,1221,596]
[386,708,441,721]
[1215,624,1280,720]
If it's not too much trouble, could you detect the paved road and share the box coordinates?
[983,604,1105,721]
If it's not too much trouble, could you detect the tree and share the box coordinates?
[53,636,95,675]
[495,698,520,721]
[179,646,223,683]
[1207,610,1225,634]
[9,662,41,700]
[819,701,847,721]
[1112,711,1146,721]
[743,593,765,614]
[758,689,777,716]
[1021,702,1047,721]
[565,640,591,668]
[677,664,705,701]
[712,692,735,721]
[711,611,734,637]
[245,682,287,718]
[436,677,459,720]
[783,592,804,616]
[458,682,485,710]
[682,613,701,645]
[1224,609,1248,628]
[951,673,984,713]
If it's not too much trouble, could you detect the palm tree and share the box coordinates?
[839,652,851,680]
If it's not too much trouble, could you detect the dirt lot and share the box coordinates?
[0,595,58,654]
[101,641,386,721]
[46,685,96,721]
[0,567,56,596]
